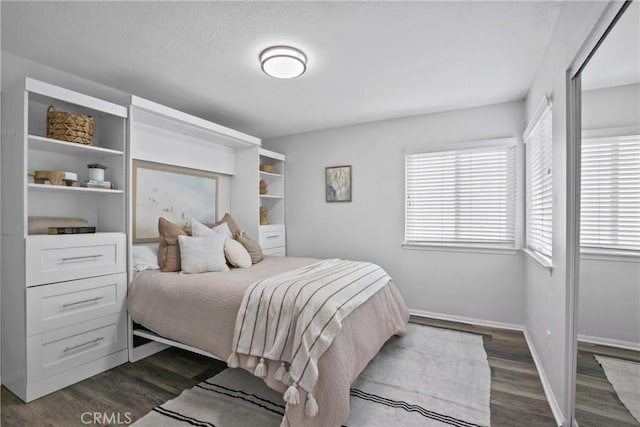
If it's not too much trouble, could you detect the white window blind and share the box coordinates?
[581,134,640,252]
[405,144,516,245]
[524,103,553,259]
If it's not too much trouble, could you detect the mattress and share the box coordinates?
[128,256,409,426]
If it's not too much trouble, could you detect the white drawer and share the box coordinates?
[27,312,126,382]
[262,246,286,257]
[259,225,286,249]
[27,273,127,336]
[26,233,126,286]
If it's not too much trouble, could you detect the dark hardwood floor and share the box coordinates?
[575,341,640,427]
[1,317,559,426]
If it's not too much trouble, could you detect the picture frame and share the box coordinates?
[133,160,219,242]
[325,165,352,202]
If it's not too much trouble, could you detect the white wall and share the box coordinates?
[265,100,527,326]
[578,83,640,346]
[523,1,609,423]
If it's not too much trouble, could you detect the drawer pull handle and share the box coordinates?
[61,254,103,262]
[266,235,279,239]
[62,296,104,308]
[63,337,104,353]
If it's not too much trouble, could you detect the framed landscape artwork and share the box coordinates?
[326,165,352,202]
[133,161,218,242]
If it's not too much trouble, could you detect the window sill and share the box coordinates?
[523,248,553,273]
[402,242,519,255]
[580,249,639,263]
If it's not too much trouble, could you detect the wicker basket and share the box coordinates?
[47,106,94,145]
[260,164,276,174]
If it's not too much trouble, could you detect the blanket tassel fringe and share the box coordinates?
[254,357,267,378]
[283,383,300,405]
[274,362,287,381]
[226,352,239,368]
[305,392,319,417]
[282,369,292,385]
[247,355,258,368]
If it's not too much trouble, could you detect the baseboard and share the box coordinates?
[522,329,564,427]
[408,308,526,332]
[409,308,564,427]
[578,334,640,352]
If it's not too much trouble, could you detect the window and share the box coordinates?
[581,134,640,252]
[524,102,553,261]
[405,141,516,246]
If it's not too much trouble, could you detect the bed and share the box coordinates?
[128,255,409,427]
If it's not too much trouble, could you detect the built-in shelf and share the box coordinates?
[28,135,124,158]
[26,78,128,118]
[130,95,260,149]
[28,183,124,194]
[260,171,284,178]
[260,194,284,199]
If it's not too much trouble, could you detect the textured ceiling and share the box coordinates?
[2,1,563,138]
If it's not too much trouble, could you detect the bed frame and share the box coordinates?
[128,318,222,363]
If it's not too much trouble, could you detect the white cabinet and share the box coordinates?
[259,224,286,256]
[1,78,129,402]
[232,147,287,255]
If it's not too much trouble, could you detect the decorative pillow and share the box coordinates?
[216,213,241,236]
[235,232,264,264]
[158,217,190,272]
[224,239,252,268]
[132,244,160,271]
[191,218,232,239]
[178,235,229,274]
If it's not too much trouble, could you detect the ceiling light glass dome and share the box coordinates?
[260,46,307,79]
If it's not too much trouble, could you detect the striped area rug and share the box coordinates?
[595,355,640,423]
[133,324,491,427]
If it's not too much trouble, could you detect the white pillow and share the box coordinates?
[132,244,160,271]
[224,239,252,268]
[178,235,229,274]
[191,218,232,239]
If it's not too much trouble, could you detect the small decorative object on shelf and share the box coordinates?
[87,163,107,181]
[260,207,269,225]
[47,105,94,145]
[260,164,276,174]
[81,180,113,189]
[47,226,96,235]
[259,180,268,195]
[33,170,78,186]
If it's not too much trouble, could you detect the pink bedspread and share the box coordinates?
[128,256,409,426]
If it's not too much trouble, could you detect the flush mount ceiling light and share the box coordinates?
[260,46,307,79]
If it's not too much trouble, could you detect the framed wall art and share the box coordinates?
[326,165,352,202]
[133,161,218,242]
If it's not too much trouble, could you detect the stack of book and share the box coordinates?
[81,179,113,189]
[48,226,96,235]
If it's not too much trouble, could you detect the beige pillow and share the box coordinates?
[158,217,189,272]
[235,232,263,264]
[217,213,241,236]
[224,239,252,268]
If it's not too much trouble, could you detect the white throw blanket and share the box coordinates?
[227,259,391,418]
